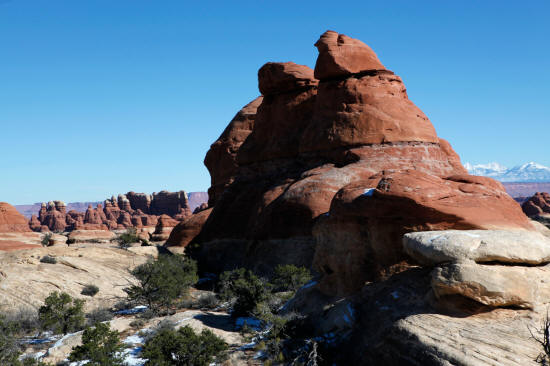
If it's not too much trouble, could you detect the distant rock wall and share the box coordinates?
[32,190,207,232]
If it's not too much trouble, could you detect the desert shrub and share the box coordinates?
[38,292,85,334]
[2,307,39,336]
[39,255,57,264]
[0,314,20,365]
[124,254,198,312]
[81,284,99,297]
[86,307,114,326]
[129,319,146,329]
[41,233,52,247]
[271,264,312,292]
[141,325,228,366]
[69,322,125,366]
[116,227,140,249]
[218,268,271,317]
[197,293,219,309]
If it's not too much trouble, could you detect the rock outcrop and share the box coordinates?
[522,192,550,216]
[32,190,197,234]
[191,30,532,291]
[0,202,31,232]
[165,208,212,249]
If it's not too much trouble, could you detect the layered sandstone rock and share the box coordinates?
[404,230,550,309]
[0,202,30,232]
[522,192,550,216]
[33,190,197,233]
[151,214,180,241]
[165,208,212,248]
[193,31,532,288]
[204,97,262,206]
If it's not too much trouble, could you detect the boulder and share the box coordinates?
[314,30,386,80]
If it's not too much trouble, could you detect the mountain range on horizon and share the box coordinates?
[464,161,550,182]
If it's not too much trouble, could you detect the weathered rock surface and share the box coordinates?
[151,214,180,241]
[0,244,153,312]
[32,190,199,233]
[404,229,550,266]
[204,97,262,206]
[522,192,550,216]
[404,230,550,310]
[0,202,30,232]
[194,30,532,289]
[165,208,212,248]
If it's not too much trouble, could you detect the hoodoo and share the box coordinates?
[173,31,533,297]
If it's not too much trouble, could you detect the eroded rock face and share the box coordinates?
[523,192,550,216]
[0,202,31,232]
[204,97,262,206]
[151,214,180,241]
[165,208,212,248]
[32,190,201,233]
[404,230,550,309]
[194,31,532,287]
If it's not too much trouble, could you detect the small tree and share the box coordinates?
[271,264,312,292]
[69,322,125,366]
[41,233,52,247]
[38,292,85,334]
[218,268,271,317]
[141,325,227,366]
[125,254,198,312]
[0,315,20,365]
[116,227,140,249]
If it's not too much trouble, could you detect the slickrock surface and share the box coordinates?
[0,244,156,312]
[190,31,532,296]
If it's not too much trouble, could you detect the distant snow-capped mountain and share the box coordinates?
[464,162,550,182]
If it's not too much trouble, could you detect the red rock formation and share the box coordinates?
[204,97,262,206]
[192,31,533,295]
[33,190,201,233]
[0,202,31,232]
[166,208,212,248]
[522,192,550,217]
[152,214,180,241]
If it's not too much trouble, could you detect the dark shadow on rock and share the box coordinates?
[193,312,236,332]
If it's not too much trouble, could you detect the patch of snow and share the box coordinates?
[391,291,400,300]
[115,305,147,315]
[51,331,80,349]
[121,347,147,366]
[362,188,375,197]
[239,342,257,350]
[124,334,146,345]
[235,317,262,331]
[460,232,480,238]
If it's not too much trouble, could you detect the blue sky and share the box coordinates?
[1,1,549,204]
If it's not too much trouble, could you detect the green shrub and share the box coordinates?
[271,264,312,292]
[41,233,52,247]
[0,314,20,365]
[39,255,57,264]
[218,268,271,317]
[124,254,198,312]
[116,228,140,249]
[141,325,228,366]
[38,292,85,334]
[69,322,125,366]
[81,284,99,297]
[129,319,146,329]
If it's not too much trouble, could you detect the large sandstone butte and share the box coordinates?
[0,202,30,232]
[178,30,532,296]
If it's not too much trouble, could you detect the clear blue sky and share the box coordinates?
[1,1,549,204]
